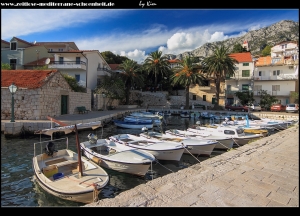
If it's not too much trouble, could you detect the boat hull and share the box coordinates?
[183,142,216,156]
[139,148,184,161]
[82,148,154,176]
[114,120,153,129]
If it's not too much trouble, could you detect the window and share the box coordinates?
[242,84,249,91]
[227,85,231,91]
[272,85,280,91]
[254,85,262,91]
[48,48,53,52]
[59,57,64,64]
[10,42,17,50]
[243,63,249,66]
[259,71,262,76]
[76,57,80,64]
[273,70,280,76]
[75,75,80,82]
[10,59,17,70]
[224,130,235,135]
[58,48,63,51]
[203,95,206,101]
[242,70,250,77]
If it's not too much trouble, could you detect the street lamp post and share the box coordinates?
[8,83,18,122]
[102,92,106,110]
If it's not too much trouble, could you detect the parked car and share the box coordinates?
[225,104,249,112]
[270,104,286,112]
[247,103,261,111]
[286,103,299,113]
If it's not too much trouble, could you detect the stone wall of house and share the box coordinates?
[69,89,91,114]
[129,90,213,109]
[93,94,119,111]
[1,72,92,120]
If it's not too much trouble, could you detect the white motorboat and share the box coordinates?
[113,119,154,129]
[222,116,292,131]
[165,129,234,150]
[80,133,156,176]
[33,124,109,204]
[187,124,264,146]
[139,130,218,156]
[109,134,185,161]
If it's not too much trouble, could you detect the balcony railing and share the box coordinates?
[48,61,86,70]
[97,67,110,72]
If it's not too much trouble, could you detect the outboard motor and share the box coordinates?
[45,141,57,156]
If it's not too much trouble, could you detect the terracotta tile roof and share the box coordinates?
[12,36,35,46]
[49,50,83,53]
[24,57,54,66]
[1,69,58,89]
[36,42,79,50]
[169,59,181,63]
[108,64,120,70]
[229,52,253,63]
[2,39,10,44]
[256,56,272,66]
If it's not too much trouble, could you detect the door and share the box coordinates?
[212,98,216,104]
[61,95,68,115]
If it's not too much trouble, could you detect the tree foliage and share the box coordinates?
[258,90,278,110]
[95,72,125,106]
[118,59,144,105]
[202,44,238,110]
[261,45,271,57]
[290,92,299,103]
[1,62,11,69]
[234,91,254,105]
[101,51,129,64]
[143,50,171,90]
[171,55,206,109]
[62,73,86,92]
[231,44,248,53]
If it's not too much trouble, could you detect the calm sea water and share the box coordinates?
[0,115,272,207]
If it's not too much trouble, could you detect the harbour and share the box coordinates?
[1,109,299,207]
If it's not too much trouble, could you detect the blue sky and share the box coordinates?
[1,9,299,63]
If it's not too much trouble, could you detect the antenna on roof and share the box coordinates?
[45,58,50,65]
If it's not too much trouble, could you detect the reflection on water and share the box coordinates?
[1,116,270,207]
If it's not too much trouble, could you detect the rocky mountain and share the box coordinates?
[166,20,299,60]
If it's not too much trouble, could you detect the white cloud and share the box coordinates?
[2,9,293,63]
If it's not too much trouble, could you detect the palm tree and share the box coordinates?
[202,44,238,109]
[143,50,170,91]
[171,55,206,109]
[118,59,144,105]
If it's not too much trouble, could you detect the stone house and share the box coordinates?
[1,69,91,120]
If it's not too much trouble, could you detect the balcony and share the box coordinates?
[48,61,86,70]
[97,67,110,72]
[254,74,298,81]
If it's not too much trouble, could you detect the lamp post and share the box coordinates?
[8,83,18,122]
[102,92,106,110]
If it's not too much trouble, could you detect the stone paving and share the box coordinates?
[84,123,299,207]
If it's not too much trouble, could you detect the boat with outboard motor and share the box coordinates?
[80,133,156,176]
[33,123,109,204]
[139,128,218,156]
[109,133,185,161]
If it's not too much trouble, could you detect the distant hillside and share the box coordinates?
[166,20,299,60]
